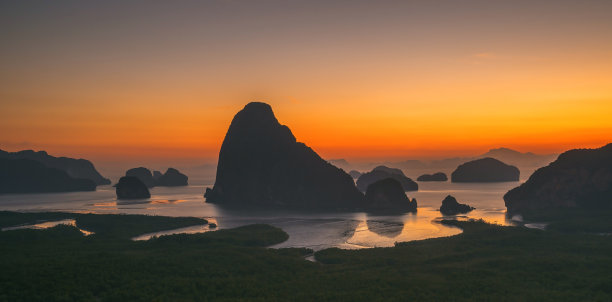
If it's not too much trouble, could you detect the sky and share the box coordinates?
[1,0,611,166]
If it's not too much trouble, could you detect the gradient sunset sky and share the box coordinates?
[1,0,611,165]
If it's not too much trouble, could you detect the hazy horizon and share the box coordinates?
[1,0,611,164]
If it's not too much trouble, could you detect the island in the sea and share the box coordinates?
[204,102,365,209]
[0,149,110,185]
[0,158,96,193]
[451,157,519,183]
[356,166,418,192]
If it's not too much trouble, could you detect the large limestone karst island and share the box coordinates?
[504,143,612,214]
[204,102,365,209]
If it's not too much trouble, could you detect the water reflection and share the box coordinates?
[132,218,218,241]
[365,220,404,238]
[0,182,525,250]
[346,208,462,248]
[1,219,94,236]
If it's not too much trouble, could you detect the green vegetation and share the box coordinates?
[0,211,207,239]
[518,208,612,233]
[1,211,611,301]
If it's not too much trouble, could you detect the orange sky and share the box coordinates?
[1,1,611,165]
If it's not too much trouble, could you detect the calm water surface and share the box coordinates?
[0,181,521,250]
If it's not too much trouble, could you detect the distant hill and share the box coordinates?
[335,147,557,179]
[0,158,96,193]
[328,159,351,171]
[479,148,557,168]
[0,149,110,185]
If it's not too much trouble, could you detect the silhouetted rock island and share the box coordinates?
[356,166,418,192]
[0,158,96,194]
[451,158,519,183]
[156,168,188,186]
[204,102,365,209]
[125,167,188,187]
[0,149,110,185]
[417,172,448,182]
[439,195,474,215]
[504,143,612,214]
[365,178,417,212]
[115,176,150,199]
[126,167,156,188]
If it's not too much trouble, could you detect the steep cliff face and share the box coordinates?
[451,158,519,183]
[205,102,365,209]
[504,143,612,214]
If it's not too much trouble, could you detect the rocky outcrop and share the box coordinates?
[417,172,448,182]
[126,167,156,188]
[0,149,110,185]
[204,102,365,209]
[356,166,418,192]
[504,143,612,214]
[115,176,150,199]
[125,167,188,187]
[156,168,188,186]
[439,195,474,215]
[365,178,417,212]
[348,170,362,179]
[0,158,96,193]
[451,158,519,183]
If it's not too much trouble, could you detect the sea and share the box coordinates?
[0,170,527,251]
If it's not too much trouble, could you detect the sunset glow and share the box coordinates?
[1,0,611,164]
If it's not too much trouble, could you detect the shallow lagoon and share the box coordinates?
[0,181,521,250]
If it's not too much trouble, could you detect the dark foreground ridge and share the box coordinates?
[451,157,519,183]
[1,211,611,301]
[504,143,612,215]
[0,158,96,194]
[205,102,365,209]
[0,149,110,185]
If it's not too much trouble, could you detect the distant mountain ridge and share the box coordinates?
[330,147,557,175]
[0,149,110,185]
